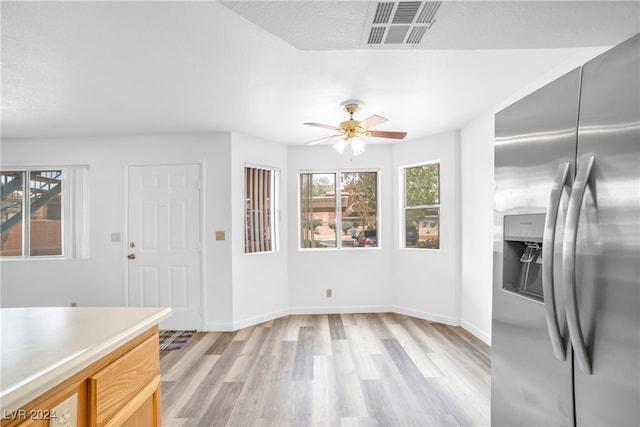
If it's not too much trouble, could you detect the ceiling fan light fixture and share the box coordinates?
[332,138,348,154]
[304,100,406,152]
[350,136,365,156]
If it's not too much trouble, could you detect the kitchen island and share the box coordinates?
[1,306,171,427]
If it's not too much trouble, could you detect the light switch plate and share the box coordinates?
[50,393,78,427]
[110,232,121,242]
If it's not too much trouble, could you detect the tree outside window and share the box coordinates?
[403,162,440,249]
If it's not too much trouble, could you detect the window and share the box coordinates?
[402,162,440,249]
[244,165,279,254]
[300,170,378,249]
[1,167,89,259]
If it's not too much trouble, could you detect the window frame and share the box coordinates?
[401,160,441,250]
[298,168,380,251]
[243,163,280,255]
[1,165,89,260]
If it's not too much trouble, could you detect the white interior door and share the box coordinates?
[128,164,201,330]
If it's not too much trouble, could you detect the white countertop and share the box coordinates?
[0,306,172,413]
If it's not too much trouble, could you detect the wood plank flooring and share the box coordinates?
[160,313,491,427]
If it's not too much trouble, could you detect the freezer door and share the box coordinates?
[492,68,580,426]
[572,33,640,426]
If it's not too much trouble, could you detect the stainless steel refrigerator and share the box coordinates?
[492,33,639,426]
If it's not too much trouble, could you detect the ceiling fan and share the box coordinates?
[304,100,407,155]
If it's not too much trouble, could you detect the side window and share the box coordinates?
[244,165,279,254]
[300,170,378,249]
[1,167,89,258]
[402,162,440,249]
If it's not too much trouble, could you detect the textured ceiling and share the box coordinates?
[1,1,639,145]
[222,1,640,50]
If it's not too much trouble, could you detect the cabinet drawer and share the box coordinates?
[90,333,159,426]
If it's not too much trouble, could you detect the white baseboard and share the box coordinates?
[391,305,460,326]
[461,319,491,346]
[232,308,290,331]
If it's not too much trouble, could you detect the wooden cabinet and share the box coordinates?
[1,327,162,427]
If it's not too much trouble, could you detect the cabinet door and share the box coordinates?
[89,333,161,427]
[120,386,162,427]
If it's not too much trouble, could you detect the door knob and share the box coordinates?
[127,254,136,260]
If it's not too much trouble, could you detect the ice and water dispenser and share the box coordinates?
[503,214,546,302]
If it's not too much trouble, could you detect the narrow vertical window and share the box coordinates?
[29,170,63,256]
[300,173,336,249]
[341,171,378,248]
[300,170,378,249]
[244,165,278,254]
[403,162,440,249]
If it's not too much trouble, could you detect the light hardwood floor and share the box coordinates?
[160,313,491,427]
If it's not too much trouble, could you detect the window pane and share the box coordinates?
[405,207,440,249]
[29,170,63,256]
[405,163,440,207]
[341,172,377,248]
[300,173,336,248]
[1,171,25,256]
[245,167,276,254]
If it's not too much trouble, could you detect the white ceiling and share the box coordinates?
[2,1,639,145]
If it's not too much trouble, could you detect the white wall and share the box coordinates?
[230,133,289,329]
[392,131,462,325]
[287,136,464,327]
[287,144,395,313]
[459,115,495,344]
[0,132,293,331]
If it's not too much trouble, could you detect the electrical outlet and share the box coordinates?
[326,288,333,298]
[50,393,77,427]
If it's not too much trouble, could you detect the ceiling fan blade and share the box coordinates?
[367,130,407,139]
[304,122,341,131]
[305,134,342,146]
[359,114,388,130]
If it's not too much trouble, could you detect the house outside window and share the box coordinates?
[244,165,279,254]
[300,170,378,249]
[1,167,89,259]
[402,162,440,249]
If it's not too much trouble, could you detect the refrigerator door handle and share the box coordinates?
[563,154,595,375]
[543,161,571,361]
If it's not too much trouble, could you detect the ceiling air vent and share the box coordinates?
[368,27,386,44]
[362,1,442,48]
[373,2,394,24]
[416,1,440,24]
[406,26,428,44]
[392,2,421,24]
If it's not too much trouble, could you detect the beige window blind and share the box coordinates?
[245,166,277,254]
